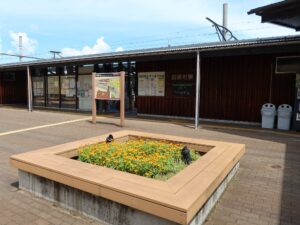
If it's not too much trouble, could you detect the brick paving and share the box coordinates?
[0,107,299,225]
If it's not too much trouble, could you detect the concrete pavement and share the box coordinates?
[0,107,299,225]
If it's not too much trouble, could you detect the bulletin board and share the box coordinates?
[138,72,165,96]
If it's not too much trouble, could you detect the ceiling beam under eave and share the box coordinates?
[262,19,300,30]
[248,1,300,31]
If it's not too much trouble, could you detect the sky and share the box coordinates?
[0,0,298,63]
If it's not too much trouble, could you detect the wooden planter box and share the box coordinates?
[10,130,245,225]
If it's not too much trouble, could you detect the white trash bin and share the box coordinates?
[261,103,276,129]
[277,104,293,130]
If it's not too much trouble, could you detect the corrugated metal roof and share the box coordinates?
[1,35,300,69]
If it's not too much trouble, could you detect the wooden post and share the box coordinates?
[120,71,125,127]
[92,72,97,124]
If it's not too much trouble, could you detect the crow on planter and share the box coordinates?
[106,134,114,143]
[181,146,192,165]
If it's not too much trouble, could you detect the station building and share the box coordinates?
[0,35,299,124]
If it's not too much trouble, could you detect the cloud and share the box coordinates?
[0,0,296,60]
[61,37,124,57]
[61,37,111,57]
[9,31,37,55]
[115,47,124,52]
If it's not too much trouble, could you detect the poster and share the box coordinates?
[33,78,44,97]
[47,76,59,94]
[61,76,76,97]
[95,75,120,100]
[138,74,146,96]
[70,79,75,89]
[138,72,165,96]
[157,74,165,96]
[297,113,300,121]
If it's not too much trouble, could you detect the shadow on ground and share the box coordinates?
[203,126,300,225]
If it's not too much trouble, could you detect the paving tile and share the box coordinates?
[0,108,299,225]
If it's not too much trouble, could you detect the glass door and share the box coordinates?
[78,66,93,111]
[46,67,60,107]
[32,68,46,107]
[60,66,76,109]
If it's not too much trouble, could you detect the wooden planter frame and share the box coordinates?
[10,130,245,225]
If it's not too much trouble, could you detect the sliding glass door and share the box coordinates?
[46,67,60,107]
[60,66,76,109]
[32,68,46,107]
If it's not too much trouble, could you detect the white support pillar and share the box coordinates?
[92,72,97,124]
[195,51,201,129]
[27,65,32,112]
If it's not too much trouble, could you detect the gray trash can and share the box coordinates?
[277,104,293,130]
[261,103,276,129]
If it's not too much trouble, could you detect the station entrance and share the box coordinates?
[29,62,137,114]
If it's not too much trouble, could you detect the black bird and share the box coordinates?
[106,134,114,143]
[181,146,192,165]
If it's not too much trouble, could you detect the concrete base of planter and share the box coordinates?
[18,162,239,225]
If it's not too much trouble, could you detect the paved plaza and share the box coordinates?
[0,107,299,225]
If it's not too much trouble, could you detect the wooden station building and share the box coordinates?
[0,35,299,125]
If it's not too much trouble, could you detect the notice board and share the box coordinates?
[138,72,165,96]
[95,75,120,100]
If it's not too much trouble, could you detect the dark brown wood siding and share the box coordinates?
[136,59,196,117]
[200,54,295,122]
[0,70,27,104]
[136,54,295,122]
[271,73,295,107]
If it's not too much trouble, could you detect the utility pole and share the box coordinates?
[50,51,61,59]
[19,35,23,62]
[223,3,228,41]
[206,3,238,42]
[1,36,44,62]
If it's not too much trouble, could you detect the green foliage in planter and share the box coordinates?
[78,139,199,180]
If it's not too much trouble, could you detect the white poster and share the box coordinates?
[48,77,59,94]
[138,72,165,96]
[138,74,146,96]
[297,113,300,121]
[33,79,44,97]
[70,79,76,89]
[150,75,157,96]
[157,74,165,96]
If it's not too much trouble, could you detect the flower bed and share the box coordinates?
[11,130,245,225]
[78,139,199,180]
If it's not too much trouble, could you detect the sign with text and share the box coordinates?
[172,83,193,97]
[138,72,165,96]
[92,72,125,127]
[95,74,120,100]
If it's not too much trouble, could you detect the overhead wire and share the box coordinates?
[1,21,293,63]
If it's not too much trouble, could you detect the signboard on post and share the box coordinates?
[92,72,125,127]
